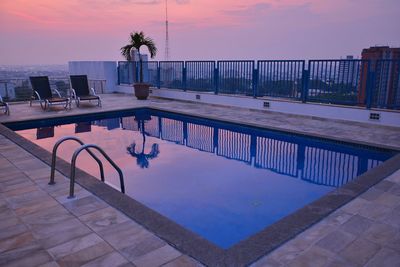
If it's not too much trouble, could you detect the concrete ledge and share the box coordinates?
[140,87,400,127]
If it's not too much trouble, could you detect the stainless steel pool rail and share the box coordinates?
[49,136,125,198]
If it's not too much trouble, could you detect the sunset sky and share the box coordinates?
[0,0,399,65]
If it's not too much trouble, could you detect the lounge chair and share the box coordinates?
[0,95,10,115]
[29,76,70,110]
[70,75,101,107]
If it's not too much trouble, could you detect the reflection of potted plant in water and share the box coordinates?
[120,31,157,100]
[127,115,159,168]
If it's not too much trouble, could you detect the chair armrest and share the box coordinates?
[90,88,97,96]
[53,89,62,98]
[34,91,42,101]
[71,88,77,99]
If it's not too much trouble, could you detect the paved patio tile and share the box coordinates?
[131,244,181,267]
[357,202,392,222]
[373,180,396,192]
[48,233,104,260]
[374,192,400,208]
[20,205,74,226]
[14,196,59,216]
[62,195,108,216]
[0,232,37,254]
[119,230,166,262]
[385,232,400,253]
[78,206,130,232]
[30,217,90,241]
[55,241,114,267]
[339,238,381,266]
[97,220,145,250]
[1,249,53,267]
[1,184,39,198]
[365,248,400,267]
[0,170,28,182]
[0,216,20,230]
[359,188,385,201]
[0,223,29,241]
[286,246,334,267]
[322,210,353,227]
[0,180,34,193]
[340,198,370,215]
[38,261,60,267]
[250,256,283,267]
[340,215,372,236]
[80,251,130,267]
[13,158,49,172]
[163,255,204,267]
[0,242,43,265]
[388,183,400,197]
[363,222,398,246]
[316,230,356,253]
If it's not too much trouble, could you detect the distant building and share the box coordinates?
[338,55,360,86]
[357,46,400,107]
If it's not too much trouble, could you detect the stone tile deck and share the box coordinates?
[0,135,200,267]
[0,94,399,266]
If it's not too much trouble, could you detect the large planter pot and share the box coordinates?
[133,83,150,100]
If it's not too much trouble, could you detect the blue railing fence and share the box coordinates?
[117,59,400,110]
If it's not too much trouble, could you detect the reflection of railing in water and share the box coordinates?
[161,118,184,144]
[186,123,214,153]
[117,113,388,187]
[255,137,298,177]
[143,116,386,187]
[144,116,160,138]
[217,129,252,164]
[302,148,359,187]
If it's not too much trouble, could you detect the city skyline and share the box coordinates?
[1,0,400,65]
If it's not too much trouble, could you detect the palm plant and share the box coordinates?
[120,31,157,83]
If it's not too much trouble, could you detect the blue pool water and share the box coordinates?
[10,109,395,248]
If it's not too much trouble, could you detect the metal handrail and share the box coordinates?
[69,144,125,198]
[49,136,105,185]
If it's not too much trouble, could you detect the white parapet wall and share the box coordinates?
[146,87,400,128]
[68,61,117,93]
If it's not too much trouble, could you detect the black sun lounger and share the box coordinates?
[70,75,101,107]
[0,95,10,115]
[29,76,70,110]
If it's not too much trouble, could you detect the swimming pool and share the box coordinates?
[8,108,395,250]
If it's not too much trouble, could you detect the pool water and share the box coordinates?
[13,109,394,248]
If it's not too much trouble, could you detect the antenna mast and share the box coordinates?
[165,0,169,60]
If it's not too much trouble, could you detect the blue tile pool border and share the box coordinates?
[1,108,400,266]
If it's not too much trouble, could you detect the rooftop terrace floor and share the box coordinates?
[0,94,399,266]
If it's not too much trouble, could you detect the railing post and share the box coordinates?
[182,65,187,91]
[117,63,120,85]
[157,63,161,89]
[301,69,310,103]
[252,66,258,98]
[135,61,140,83]
[366,70,375,109]
[214,64,219,95]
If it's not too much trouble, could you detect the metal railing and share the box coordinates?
[117,59,400,110]
[49,136,125,198]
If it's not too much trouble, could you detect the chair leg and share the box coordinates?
[40,100,46,110]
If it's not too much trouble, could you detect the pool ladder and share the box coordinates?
[49,136,125,198]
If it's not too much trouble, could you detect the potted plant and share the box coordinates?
[121,31,157,100]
